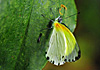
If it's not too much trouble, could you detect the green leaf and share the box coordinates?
[0,0,77,70]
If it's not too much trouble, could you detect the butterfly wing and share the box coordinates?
[46,22,81,66]
[59,23,81,62]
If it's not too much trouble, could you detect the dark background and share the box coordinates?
[43,0,100,70]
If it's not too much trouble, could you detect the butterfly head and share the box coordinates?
[55,16,62,23]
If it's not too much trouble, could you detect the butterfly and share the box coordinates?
[37,4,81,66]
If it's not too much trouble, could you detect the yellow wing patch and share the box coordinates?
[54,22,70,34]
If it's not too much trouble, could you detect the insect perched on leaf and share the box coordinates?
[37,4,81,66]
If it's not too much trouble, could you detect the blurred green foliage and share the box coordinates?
[0,0,77,70]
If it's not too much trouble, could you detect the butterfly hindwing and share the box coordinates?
[64,42,81,62]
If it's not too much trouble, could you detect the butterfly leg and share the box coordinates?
[37,13,54,43]
[37,33,42,43]
[37,27,52,43]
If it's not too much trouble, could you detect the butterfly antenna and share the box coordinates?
[41,14,54,22]
[65,12,80,19]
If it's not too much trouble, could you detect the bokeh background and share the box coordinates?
[43,0,100,70]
